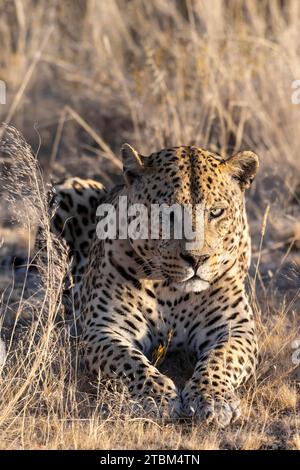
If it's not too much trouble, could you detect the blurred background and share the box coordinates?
[1,0,300,288]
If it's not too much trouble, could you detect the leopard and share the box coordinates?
[47,143,259,427]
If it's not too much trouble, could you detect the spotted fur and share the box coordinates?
[47,145,259,426]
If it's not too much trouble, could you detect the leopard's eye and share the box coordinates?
[210,208,225,219]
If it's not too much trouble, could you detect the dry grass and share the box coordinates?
[0,0,299,450]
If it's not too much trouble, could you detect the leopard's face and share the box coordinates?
[122,145,258,292]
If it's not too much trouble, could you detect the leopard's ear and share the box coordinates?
[225,151,259,190]
[121,143,144,185]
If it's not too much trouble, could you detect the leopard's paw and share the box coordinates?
[182,386,240,427]
[129,393,182,420]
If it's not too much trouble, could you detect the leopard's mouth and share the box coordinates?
[188,273,208,282]
[178,271,209,283]
[172,273,210,292]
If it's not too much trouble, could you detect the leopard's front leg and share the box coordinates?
[82,323,181,419]
[182,295,257,427]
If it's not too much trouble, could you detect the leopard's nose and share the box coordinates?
[180,253,210,270]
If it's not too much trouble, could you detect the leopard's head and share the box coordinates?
[121,144,259,292]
